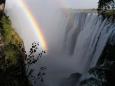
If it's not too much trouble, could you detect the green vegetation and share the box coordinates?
[98,0,114,10]
[0,14,46,86]
[4,43,20,64]
[0,14,32,86]
[98,0,115,20]
[0,15,22,45]
[0,14,23,65]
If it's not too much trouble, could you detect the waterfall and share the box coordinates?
[35,11,115,86]
[64,12,87,55]
[6,5,115,85]
[64,11,115,74]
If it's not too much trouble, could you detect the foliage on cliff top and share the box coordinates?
[98,0,115,20]
[0,14,32,86]
[0,14,24,64]
[98,0,114,9]
[0,15,23,45]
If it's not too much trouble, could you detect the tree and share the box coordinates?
[98,0,114,11]
[24,42,47,85]
[98,0,115,20]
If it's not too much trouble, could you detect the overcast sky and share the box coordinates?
[56,0,98,9]
[6,0,98,9]
[26,0,98,9]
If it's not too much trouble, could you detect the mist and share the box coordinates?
[5,0,71,85]
[6,0,68,53]
[5,0,99,86]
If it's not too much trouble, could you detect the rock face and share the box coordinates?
[0,0,5,18]
[79,24,115,86]
[60,73,81,86]
[0,0,32,86]
[0,0,5,4]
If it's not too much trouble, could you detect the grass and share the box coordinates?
[0,15,23,63]
[0,15,23,45]
[4,44,20,64]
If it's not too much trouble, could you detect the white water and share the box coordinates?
[42,12,115,86]
[6,5,115,85]
[71,13,114,73]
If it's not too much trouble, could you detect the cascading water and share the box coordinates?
[28,10,115,86]
[6,5,115,85]
[64,12,88,55]
[61,11,115,86]
[64,12,115,74]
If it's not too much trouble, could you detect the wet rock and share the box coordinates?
[60,73,82,86]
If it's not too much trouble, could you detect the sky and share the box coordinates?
[6,0,98,9]
[55,0,98,9]
[26,0,98,9]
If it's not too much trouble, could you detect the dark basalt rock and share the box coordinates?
[0,0,5,19]
[80,30,115,86]
[60,73,82,86]
[0,0,5,4]
[101,31,115,86]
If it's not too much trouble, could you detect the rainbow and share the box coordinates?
[16,0,47,50]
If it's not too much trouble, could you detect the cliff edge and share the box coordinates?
[0,0,32,86]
